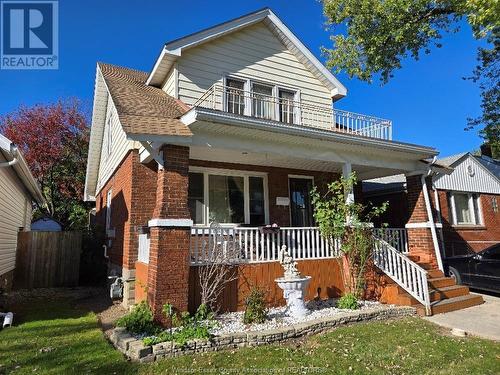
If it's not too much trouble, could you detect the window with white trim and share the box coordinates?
[188,169,268,226]
[447,192,482,225]
[224,76,299,124]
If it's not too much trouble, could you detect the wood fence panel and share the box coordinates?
[189,258,344,314]
[14,231,82,289]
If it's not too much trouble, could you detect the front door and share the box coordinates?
[289,177,314,227]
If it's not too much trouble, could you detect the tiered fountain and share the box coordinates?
[275,246,311,318]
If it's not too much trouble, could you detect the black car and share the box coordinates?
[445,243,500,293]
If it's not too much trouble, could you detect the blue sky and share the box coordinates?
[0,0,485,157]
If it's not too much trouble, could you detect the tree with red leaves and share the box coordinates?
[0,100,90,229]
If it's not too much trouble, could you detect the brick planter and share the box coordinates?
[109,305,416,362]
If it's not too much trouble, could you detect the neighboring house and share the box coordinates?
[31,217,63,232]
[0,134,44,290]
[364,152,500,257]
[84,8,481,318]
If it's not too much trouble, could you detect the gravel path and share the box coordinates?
[211,298,388,336]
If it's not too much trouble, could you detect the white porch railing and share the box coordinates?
[190,226,340,265]
[138,233,150,264]
[373,239,431,315]
[193,83,393,140]
[373,228,408,253]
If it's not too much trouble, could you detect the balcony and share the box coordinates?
[193,83,393,141]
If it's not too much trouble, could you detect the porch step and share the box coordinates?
[397,285,470,305]
[407,255,420,263]
[426,269,445,278]
[417,294,484,316]
[428,277,456,289]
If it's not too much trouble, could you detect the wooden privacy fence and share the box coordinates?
[14,231,82,289]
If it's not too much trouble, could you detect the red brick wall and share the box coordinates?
[364,182,500,257]
[437,190,500,256]
[94,151,157,270]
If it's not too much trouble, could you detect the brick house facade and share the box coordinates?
[86,9,482,319]
[364,153,500,258]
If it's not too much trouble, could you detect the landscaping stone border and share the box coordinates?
[109,305,416,362]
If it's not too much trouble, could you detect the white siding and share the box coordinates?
[177,22,332,108]
[0,153,32,277]
[96,95,134,194]
[162,65,177,97]
[434,155,500,194]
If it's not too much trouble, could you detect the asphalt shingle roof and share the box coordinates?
[98,62,192,137]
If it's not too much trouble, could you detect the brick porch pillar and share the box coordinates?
[147,145,192,324]
[405,174,440,270]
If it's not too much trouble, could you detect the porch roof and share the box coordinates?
[166,107,439,180]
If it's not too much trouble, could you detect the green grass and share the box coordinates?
[1,300,499,375]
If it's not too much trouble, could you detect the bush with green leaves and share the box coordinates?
[243,288,268,324]
[115,301,159,335]
[311,172,388,298]
[336,293,359,310]
[142,303,215,347]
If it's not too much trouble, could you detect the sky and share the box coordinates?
[0,0,486,157]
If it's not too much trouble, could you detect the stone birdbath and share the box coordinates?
[275,246,311,318]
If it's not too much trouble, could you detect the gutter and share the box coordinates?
[186,108,438,157]
[0,143,18,168]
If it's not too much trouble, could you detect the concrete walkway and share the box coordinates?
[424,293,500,341]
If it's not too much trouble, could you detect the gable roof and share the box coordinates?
[0,133,44,204]
[146,8,347,100]
[98,63,192,137]
[475,154,500,180]
[85,63,193,201]
[433,152,500,194]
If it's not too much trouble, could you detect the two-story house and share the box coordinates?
[84,8,482,321]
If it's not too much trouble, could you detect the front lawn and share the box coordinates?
[0,298,498,375]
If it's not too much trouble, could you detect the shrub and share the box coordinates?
[142,304,215,347]
[243,288,267,324]
[336,293,359,310]
[116,301,158,335]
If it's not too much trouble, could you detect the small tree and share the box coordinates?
[311,173,387,299]
[0,100,90,229]
[198,223,239,313]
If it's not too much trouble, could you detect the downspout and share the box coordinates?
[421,158,444,272]
[0,144,19,168]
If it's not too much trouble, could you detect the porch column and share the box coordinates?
[147,144,192,324]
[405,173,442,270]
[342,162,354,205]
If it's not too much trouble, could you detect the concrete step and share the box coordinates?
[428,277,456,289]
[417,294,484,316]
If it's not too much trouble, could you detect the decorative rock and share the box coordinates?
[109,304,416,362]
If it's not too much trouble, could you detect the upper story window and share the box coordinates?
[225,78,245,115]
[279,89,296,124]
[447,192,482,226]
[252,83,274,120]
[224,76,298,124]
